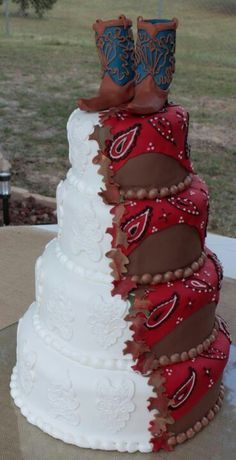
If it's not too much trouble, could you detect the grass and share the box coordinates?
[0,0,235,236]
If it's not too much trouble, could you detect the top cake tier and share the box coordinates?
[67,104,193,198]
[93,103,193,199]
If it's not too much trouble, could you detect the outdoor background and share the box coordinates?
[0,0,236,235]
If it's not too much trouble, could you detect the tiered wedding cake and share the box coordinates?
[10,105,230,453]
[11,15,230,453]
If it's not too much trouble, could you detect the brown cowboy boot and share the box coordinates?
[127,17,178,115]
[78,15,135,112]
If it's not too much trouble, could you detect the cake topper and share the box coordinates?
[78,15,178,115]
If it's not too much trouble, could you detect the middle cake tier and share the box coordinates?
[35,238,223,367]
[57,171,209,282]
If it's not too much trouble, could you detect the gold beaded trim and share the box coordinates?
[131,251,206,285]
[157,319,219,367]
[120,174,192,200]
[167,384,225,447]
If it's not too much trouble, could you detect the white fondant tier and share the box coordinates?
[10,303,152,453]
[35,239,132,367]
[56,108,113,275]
[67,109,101,192]
[56,171,113,276]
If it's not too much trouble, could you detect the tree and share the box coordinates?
[30,0,57,18]
[12,0,57,18]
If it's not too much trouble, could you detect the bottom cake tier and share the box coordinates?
[10,301,230,453]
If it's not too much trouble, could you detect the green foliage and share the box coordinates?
[12,0,57,17]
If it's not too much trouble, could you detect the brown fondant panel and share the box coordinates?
[114,153,188,190]
[151,303,217,358]
[90,124,112,151]
[127,224,202,276]
[170,377,222,434]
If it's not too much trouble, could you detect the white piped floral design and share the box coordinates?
[56,180,65,237]
[35,256,44,306]
[71,200,103,262]
[88,295,129,349]
[48,375,80,426]
[96,378,135,433]
[18,340,37,395]
[45,289,74,341]
[67,109,100,180]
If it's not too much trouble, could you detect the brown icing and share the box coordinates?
[90,124,112,151]
[151,303,216,358]
[127,224,202,276]
[169,377,222,434]
[78,74,135,113]
[114,153,188,190]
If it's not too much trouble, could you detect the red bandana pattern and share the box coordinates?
[103,104,193,174]
[127,250,222,349]
[95,105,231,452]
[108,175,209,261]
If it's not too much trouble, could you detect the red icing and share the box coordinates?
[131,250,220,348]
[146,293,179,329]
[169,367,197,409]
[163,329,230,421]
[97,105,230,452]
[108,123,141,160]
[103,104,193,173]
[116,175,208,258]
[121,206,152,244]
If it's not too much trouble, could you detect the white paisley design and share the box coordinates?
[56,180,65,237]
[45,289,74,341]
[96,378,135,433]
[71,200,103,262]
[67,109,100,180]
[35,256,44,306]
[48,375,80,426]
[18,340,37,395]
[88,295,129,349]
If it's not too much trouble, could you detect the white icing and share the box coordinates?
[71,199,103,263]
[56,180,65,237]
[17,335,37,395]
[96,378,135,433]
[11,305,152,452]
[44,288,74,341]
[48,374,80,426]
[34,239,132,363]
[67,109,102,192]
[87,295,129,350]
[11,108,153,452]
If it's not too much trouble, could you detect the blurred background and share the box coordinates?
[0,0,235,234]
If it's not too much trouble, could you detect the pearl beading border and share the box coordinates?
[121,174,192,200]
[32,303,133,371]
[55,241,112,284]
[10,367,152,453]
[156,318,219,366]
[131,252,206,285]
[167,384,225,447]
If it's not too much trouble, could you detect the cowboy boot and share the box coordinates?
[127,17,178,115]
[78,15,135,112]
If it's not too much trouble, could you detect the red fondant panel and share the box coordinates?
[132,249,222,348]
[163,328,230,421]
[102,104,193,173]
[109,175,209,257]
